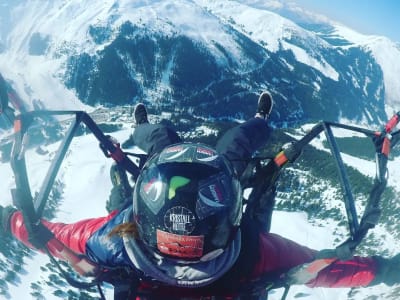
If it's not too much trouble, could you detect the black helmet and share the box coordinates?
[133,143,242,261]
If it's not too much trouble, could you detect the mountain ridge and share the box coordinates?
[0,0,398,127]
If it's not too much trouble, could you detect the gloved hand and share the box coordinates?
[371,254,400,286]
[0,205,17,234]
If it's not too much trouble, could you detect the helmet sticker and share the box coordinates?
[197,154,219,162]
[198,189,225,207]
[196,147,218,161]
[165,145,185,153]
[164,206,196,235]
[157,229,204,258]
[158,143,222,167]
[196,174,230,220]
[159,145,190,162]
[168,176,191,200]
[139,171,166,215]
[195,146,220,167]
[196,146,215,156]
[143,178,164,201]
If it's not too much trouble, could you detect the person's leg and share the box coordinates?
[216,117,271,177]
[110,104,181,212]
[130,103,182,158]
[217,93,274,235]
[132,123,181,158]
[216,92,273,177]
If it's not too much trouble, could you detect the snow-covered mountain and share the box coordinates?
[0,0,399,126]
[200,0,400,117]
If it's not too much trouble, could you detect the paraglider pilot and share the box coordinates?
[1,92,399,298]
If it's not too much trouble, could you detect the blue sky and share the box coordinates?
[293,0,400,43]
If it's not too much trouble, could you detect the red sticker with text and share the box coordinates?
[156,229,204,258]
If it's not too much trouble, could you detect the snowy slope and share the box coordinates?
[0,0,256,110]
[194,0,339,81]
[195,0,400,112]
[326,24,400,114]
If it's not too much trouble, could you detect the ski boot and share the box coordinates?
[256,91,274,119]
[134,103,148,125]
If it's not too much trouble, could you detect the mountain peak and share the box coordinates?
[0,0,397,125]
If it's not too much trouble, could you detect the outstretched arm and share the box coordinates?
[306,256,377,288]
[8,210,118,256]
[253,232,379,288]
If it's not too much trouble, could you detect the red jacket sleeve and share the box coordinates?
[306,256,378,287]
[253,232,378,287]
[10,211,118,255]
[252,232,317,276]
